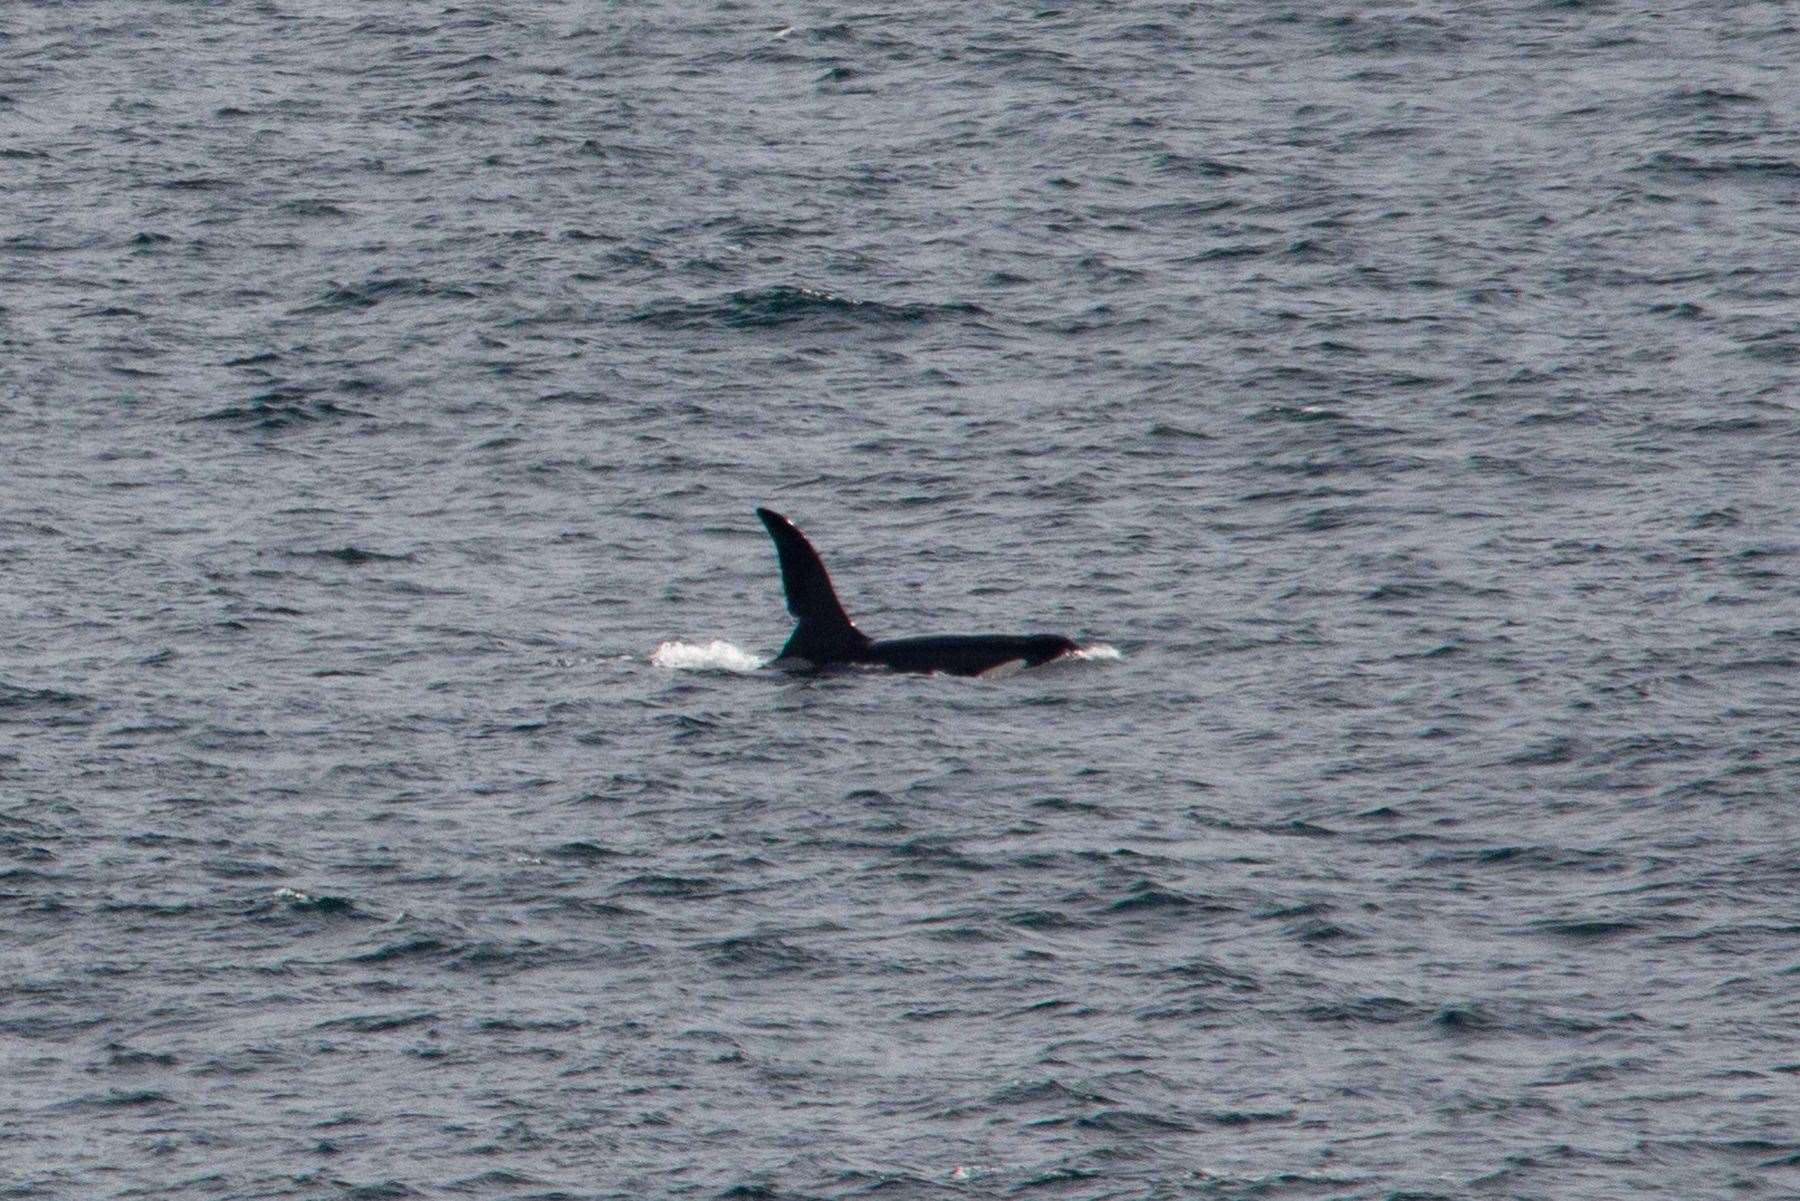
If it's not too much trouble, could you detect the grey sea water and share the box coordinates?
[3,2,1798,1198]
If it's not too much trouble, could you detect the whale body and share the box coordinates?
[756,507,1078,677]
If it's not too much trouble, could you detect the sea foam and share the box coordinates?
[650,640,767,673]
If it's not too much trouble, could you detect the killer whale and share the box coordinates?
[756,507,1079,676]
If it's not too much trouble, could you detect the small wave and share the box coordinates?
[0,683,90,708]
[272,887,359,915]
[1640,151,1800,180]
[294,276,478,315]
[280,198,354,219]
[193,390,370,430]
[1069,643,1122,662]
[290,546,415,565]
[628,285,989,332]
[650,640,766,672]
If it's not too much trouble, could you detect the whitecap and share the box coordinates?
[650,640,767,673]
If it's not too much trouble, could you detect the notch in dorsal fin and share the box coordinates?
[756,508,872,665]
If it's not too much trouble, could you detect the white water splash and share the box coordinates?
[1070,643,1123,662]
[650,640,767,673]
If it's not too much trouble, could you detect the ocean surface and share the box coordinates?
[4,2,1798,1198]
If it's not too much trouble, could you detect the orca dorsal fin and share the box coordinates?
[756,508,872,664]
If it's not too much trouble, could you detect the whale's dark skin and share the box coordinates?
[756,507,1079,676]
